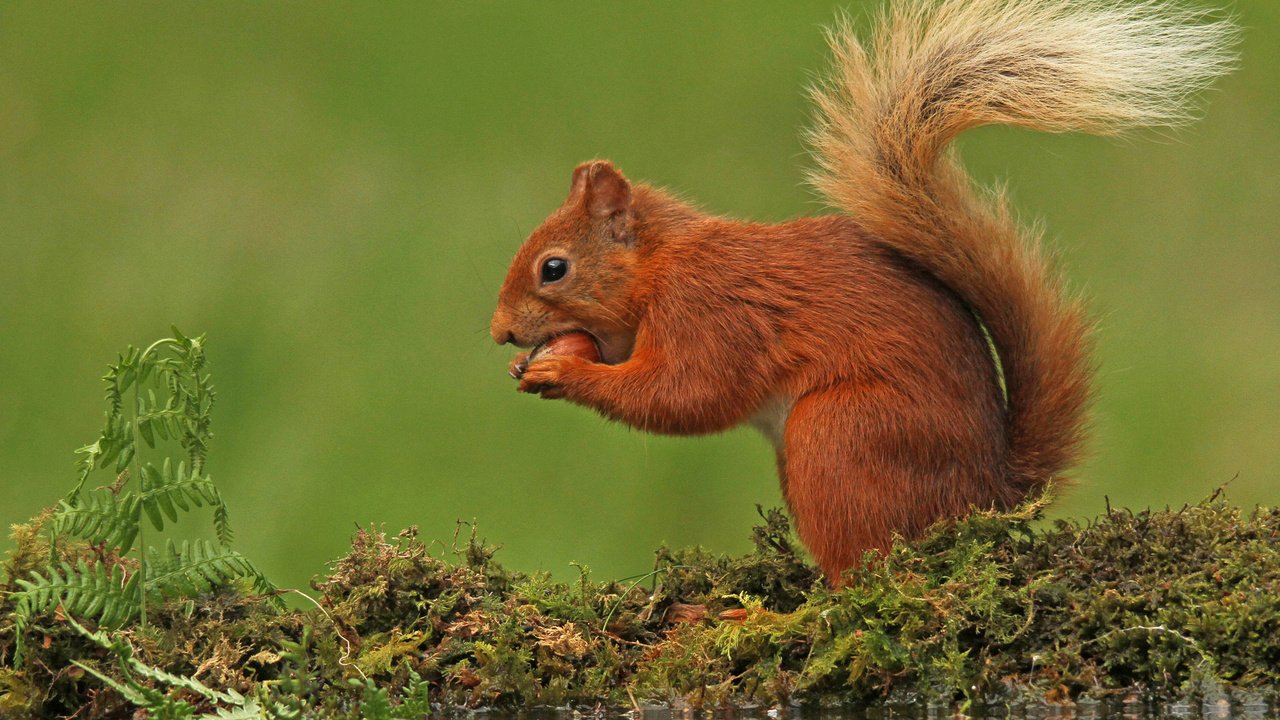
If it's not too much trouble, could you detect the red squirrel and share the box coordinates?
[489,0,1236,581]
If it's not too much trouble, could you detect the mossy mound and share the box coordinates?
[2,494,1278,718]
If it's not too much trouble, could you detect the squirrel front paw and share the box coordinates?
[517,354,588,400]
[508,351,531,380]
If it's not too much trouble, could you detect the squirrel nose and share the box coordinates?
[490,318,516,346]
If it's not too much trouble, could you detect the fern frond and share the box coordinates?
[68,614,260,716]
[128,655,247,707]
[72,660,163,708]
[53,456,232,553]
[146,540,276,599]
[67,414,133,502]
[49,494,143,553]
[69,439,102,503]
[201,702,268,720]
[14,559,142,629]
[213,503,233,547]
[136,458,233,545]
[135,387,184,449]
[69,614,244,706]
[18,329,269,669]
[10,559,142,664]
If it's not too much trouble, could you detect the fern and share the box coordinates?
[52,459,233,555]
[147,540,275,599]
[48,493,143,553]
[10,329,275,665]
[67,615,266,719]
[14,560,142,632]
[139,459,234,545]
[398,670,432,717]
[353,681,396,720]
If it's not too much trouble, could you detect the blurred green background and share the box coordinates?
[2,2,1276,593]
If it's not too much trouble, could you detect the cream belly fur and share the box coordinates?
[748,394,794,451]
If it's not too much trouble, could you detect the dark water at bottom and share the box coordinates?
[482,697,1277,720]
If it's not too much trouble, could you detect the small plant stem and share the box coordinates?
[131,373,148,629]
[600,566,690,631]
[128,337,180,628]
[287,588,368,680]
[139,337,180,362]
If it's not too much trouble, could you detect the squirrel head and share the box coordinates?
[491,160,643,364]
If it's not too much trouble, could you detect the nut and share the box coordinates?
[530,332,600,364]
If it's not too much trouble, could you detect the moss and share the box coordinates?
[3,493,1279,717]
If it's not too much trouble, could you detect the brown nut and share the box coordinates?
[530,331,600,364]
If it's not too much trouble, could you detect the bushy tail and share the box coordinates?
[808,0,1237,492]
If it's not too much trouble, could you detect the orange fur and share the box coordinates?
[490,0,1236,582]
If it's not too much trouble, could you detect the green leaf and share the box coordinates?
[12,559,143,646]
[146,540,276,602]
[141,464,166,531]
[154,459,180,523]
[50,493,143,553]
[139,417,156,448]
[115,434,135,473]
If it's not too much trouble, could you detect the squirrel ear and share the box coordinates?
[570,161,634,242]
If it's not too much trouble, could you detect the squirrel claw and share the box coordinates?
[508,353,531,380]
[517,355,580,398]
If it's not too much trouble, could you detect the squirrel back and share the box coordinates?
[807,0,1237,494]
[492,0,1236,579]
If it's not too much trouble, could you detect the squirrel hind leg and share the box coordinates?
[780,381,1004,584]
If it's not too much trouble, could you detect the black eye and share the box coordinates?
[540,257,568,284]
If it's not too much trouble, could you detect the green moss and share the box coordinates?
[3,493,1279,717]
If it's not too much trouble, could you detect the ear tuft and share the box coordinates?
[570,160,632,220]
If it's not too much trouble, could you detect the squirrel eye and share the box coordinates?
[540,257,568,284]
